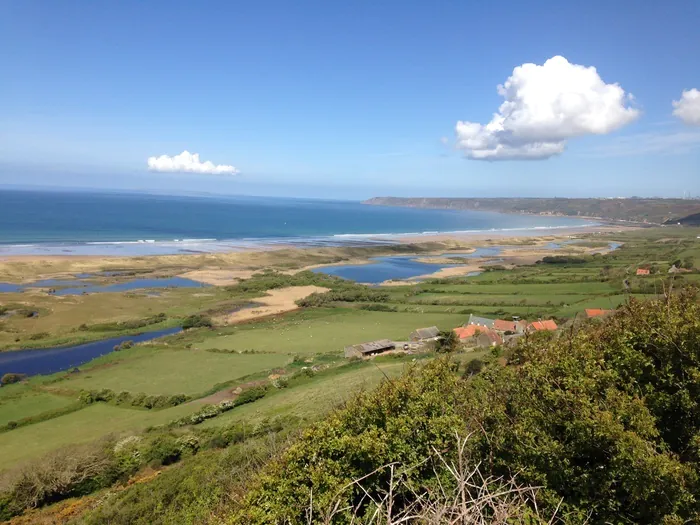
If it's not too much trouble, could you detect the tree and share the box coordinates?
[435,330,460,353]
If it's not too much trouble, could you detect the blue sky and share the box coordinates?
[1,0,699,199]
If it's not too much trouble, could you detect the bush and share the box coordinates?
[235,386,268,406]
[463,358,484,376]
[236,293,700,523]
[182,314,213,330]
[1,373,27,385]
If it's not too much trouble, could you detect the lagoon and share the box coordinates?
[0,327,182,378]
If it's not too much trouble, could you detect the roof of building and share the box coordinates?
[350,339,396,354]
[493,319,521,332]
[411,326,440,339]
[467,314,495,328]
[528,320,558,331]
[585,308,614,318]
[636,268,650,275]
[479,330,503,345]
[454,325,487,339]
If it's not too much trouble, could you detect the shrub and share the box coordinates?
[182,314,213,330]
[1,373,27,385]
[235,386,268,406]
[463,358,484,376]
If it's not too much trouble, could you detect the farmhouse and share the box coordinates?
[454,325,502,348]
[466,314,495,329]
[527,319,558,332]
[585,308,614,318]
[493,319,526,333]
[453,325,485,339]
[409,326,440,341]
[636,268,650,276]
[344,339,396,358]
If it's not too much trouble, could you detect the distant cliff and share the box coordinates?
[363,197,700,225]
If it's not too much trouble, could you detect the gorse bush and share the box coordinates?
[235,291,700,524]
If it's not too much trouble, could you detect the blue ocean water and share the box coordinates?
[0,190,594,255]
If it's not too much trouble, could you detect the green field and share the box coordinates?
[0,403,197,471]
[0,226,698,483]
[0,392,75,427]
[195,309,468,355]
[58,347,290,396]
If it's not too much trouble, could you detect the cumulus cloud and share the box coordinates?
[673,89,700,125]
[147,151,239,175]
[455,56,640,160]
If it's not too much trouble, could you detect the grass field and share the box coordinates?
[202,360,410,427]
[0,403,197,471]
[56,348,291,396]
[0,392,75,427]
[195,309,467,355]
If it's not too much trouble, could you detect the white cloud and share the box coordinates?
[455,55,640,160]
[147,150,239,175]
[672,89,700,125]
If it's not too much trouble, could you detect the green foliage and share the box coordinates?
[236,292,700,524]
[182,314,213,330]
[296,288,390,307]
[435,329,460,353]
[538,255,590,265]
[79,389,190,409]
[463,357,484,376]
[80,313,167,332]
[226,270,340,295]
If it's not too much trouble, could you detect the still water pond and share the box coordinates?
[0,327,182,378]
[312,247,502,284]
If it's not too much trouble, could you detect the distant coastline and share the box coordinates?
[362,196,700,225]
[0,189,598,256]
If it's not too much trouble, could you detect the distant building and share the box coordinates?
[527,320,558,332]
[466,314,495,329]
[636,268,650,276]
[454,326,502,347]
[409,326,440,341]
[585,309,614,318]
[476,330,503,348]
[454,325,486,339]
[493,319,526,333]
[668,265,681,274]
[344,339,396,359]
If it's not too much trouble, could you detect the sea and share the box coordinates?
[0,190,595,256]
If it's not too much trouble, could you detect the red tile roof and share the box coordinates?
[453,325,486,339]
[493,319,519,332]
[636,268,650,275]
[482,331,503,345]
[585,308,613,318]
[527,320,558,331]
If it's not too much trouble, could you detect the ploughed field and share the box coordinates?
[0,227,698,487]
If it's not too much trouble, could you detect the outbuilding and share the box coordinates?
[344,339,396,358]
[409,326,440,341]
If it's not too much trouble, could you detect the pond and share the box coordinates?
[312,247,504,284]
[0,326,182,378]
[0,276,207,296]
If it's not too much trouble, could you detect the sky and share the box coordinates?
[1,0,699,199]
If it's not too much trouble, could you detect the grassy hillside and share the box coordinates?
[0,227,699,522]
